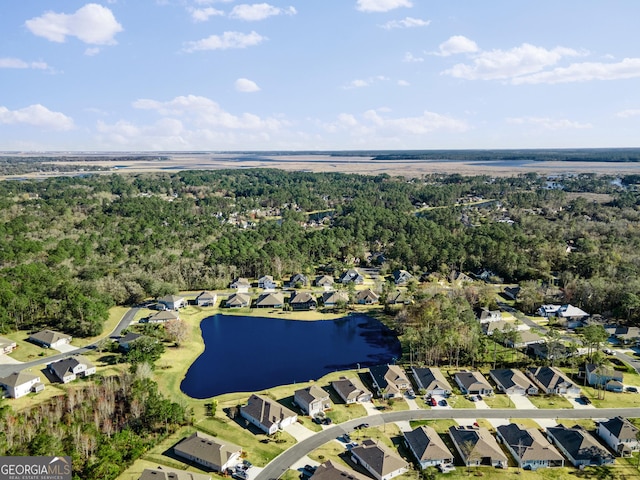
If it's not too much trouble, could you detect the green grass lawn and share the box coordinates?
[527,394,574,409]
[482,394,514,409]
[447,394,476,409]
[409,419,458,434]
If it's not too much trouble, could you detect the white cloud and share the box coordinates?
[356,0,412,13]
[0,104,74,130]
[380,17,429,30]
[0,58,50,70]
[617,109,640,118]
[189,7,224,22]
[25,3,123,45]
[229,3,297,21]
[443,43,581,80]
[397,80,410,86]
[435,35,479,57]
[512,57,640,84]
[402,52,423,63]
[84,47,101,56]
[507,116,592,129]
[235,78,261,92]
[342,75,388,89]
[183,31,266,52]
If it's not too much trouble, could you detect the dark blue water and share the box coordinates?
[180,313,401,399]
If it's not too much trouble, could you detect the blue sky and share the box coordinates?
[2,1,640,151]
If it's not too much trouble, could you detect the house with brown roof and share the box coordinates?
[597,417,640,456]
[240,394,298,435]
[289,292,317,311]
[350,439,409,480]
[546,425,614,467]
[411,367,452,397]
[0,371,44,398]
[453,371,493,396]
[139,466,211,480]
[230,278,251,292]
[356,289,379,305]
[48,355,96,384]
[148,310,180,323]
[404,425,454,469]
[0,337,17,355]
[496,424,564,470]
[504,330,545,348]
[315,275,334,289]
[174,431,242,472]
[448,426,507,469]
[489,369,538,396]
[310,461,368,480]
[321,291,349,307]
[225,293,251,308]
[331,377,372,404]
[369,365,411,399]
[294,385,331,416]
[526,366,580,395]
[585,364,624,392]
[195,291,217,307]
[28,329,72,349]
[255,292,285,308]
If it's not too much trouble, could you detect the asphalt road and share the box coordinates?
[255,407,640,480]
[0,307,139,378]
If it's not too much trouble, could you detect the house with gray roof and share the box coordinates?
[289,292,317,311]
[48,355,96,384]
[139,467,211,480]
[369,365,411,399]
[448,426,507,469]
[597,417,640,456]
[392,270,412,286]
[240,394,297,435]
[331,377,372,404]
[294,385,330,416]
[546,425,614,467]
[118,332,143,352]
[311,461,368,480]
[453,371,493,396]
[350,439,408,480]
[158,294,185,310]
[411,367,452,397]
[315,275,334,289]
[496,424,564,470]
[0,371,44,398]
[606,326,640,345]
[258,275,277,290]
[225,293,251,308]
[504,330,544,348]
[403,425,453,469]
[288,273,309,287]
[339,269,364,285]
[148,310,180,323]
[195,291,217,307]
[356,289,379,305]
[321,291,348,307]
[174,431,241,472]
[0,337,17,355]
[489,369,538,396]
[478,308,502,324]
[255,292,285,308]
[388,291,411,305]
[526,366,580,395]
[585,364,623,392]
[28,329,72,349]
[230,278,251,292]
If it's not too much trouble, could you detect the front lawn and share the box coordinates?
[527,394,574,409]
[482,394,514,409]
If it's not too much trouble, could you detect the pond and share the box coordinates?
[180,313,401,399]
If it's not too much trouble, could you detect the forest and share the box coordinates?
[1,168,640,338]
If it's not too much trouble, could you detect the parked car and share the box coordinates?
[323,417,333,425]
[430,397,437,406]
[580,395,591,405]
[626,386,638,393]
[354,423,369,430]
[439,399,448,407]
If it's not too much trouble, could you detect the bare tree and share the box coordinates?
[165,318,189,346]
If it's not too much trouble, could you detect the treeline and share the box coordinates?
[2,169,640,336]
[0,374,187,480]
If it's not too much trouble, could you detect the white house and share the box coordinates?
[48,355,96,384]
[0,371,44,398]
[158,295,186,310]
[174,431,242,472]
[597,417,640,457]
[0,337,17,355]
[240,394,298,435]
[28,329,72,349]
[195,291,217,307]
[331,377,372,404]
[294,385,331,416]
[351,439,408,480]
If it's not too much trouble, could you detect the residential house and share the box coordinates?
[148,310,179,323]
[526,367,580,395]
[117,332,143,352]
[450,271,474,284]
[585,364,624,392]
[404,425,454,469]
[289,292,317,311]
[321,291,348,307]
[527,342,571,361]
[505,330,545,348]
[546,425,614,467]
[504,286,520,301]
[0,337,17,355]
[230,278,251,292]
[225,293,251,308]
[369,365,411,399]
[538,304,589,328]
[453,371,493,396]
[496,424,564,470]
[597,417,640,456]
[356,289,379,305]
[258,275,277,290]
[310,461,369,480]
[478,308,502,324]
[315,275,335,289]
[331,377,372,404]
[411,367,452,397]
[490,369,538,396]
[174,431,241,472]
[240,394,298,435]
[392,270,413,286]
[339,269,364,285]
[448,426,508,469]
[158,295,186,310]
[139,467,211,480]
[351,439,409,480]
[288,273,309,287]
[195,291,217,307]
[294,385,331,416]
[606,326,640,345]
[255,292,285,308]
[48,355,96,384]
[28,329,72,349]
[0,371,44,398]
[388,291,411,306]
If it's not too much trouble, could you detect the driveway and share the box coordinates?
[0,354,23,366]
[53,343,77,354]
[285,423,317,442]
[508,394,537,409]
